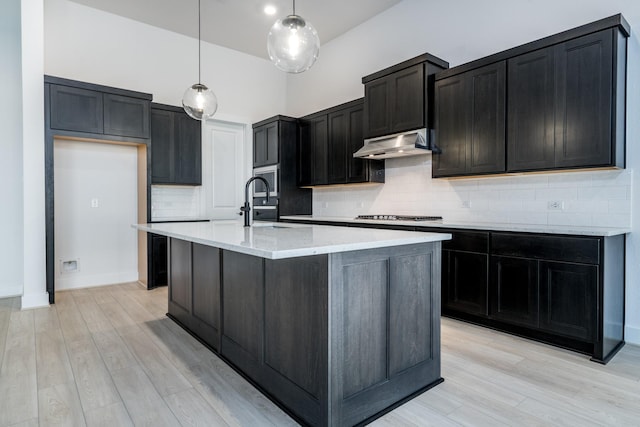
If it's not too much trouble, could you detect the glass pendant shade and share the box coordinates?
[268,14,320,73]
[182,83,218,120]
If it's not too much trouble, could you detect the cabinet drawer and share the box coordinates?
[492,233,600,264]
[443,230,489,253]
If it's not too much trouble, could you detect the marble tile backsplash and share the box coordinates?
[151,185,202,220]
[312,156,633,228]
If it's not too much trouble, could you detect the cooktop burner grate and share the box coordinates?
[355,215,443,221]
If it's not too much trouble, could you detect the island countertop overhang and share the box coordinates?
[133,220,451,259]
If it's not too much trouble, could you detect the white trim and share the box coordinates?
[56,271,139,291]
[625,325,640,346]
[0,285,23,299]
[21,291,49,310]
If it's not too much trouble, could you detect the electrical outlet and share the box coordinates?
[322,202,329,209]
[548,200,564,211]
[461,200,472,208]
[91,198,99,208]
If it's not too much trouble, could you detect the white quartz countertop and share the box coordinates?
[134,220,451,259]
[279,216,630,237]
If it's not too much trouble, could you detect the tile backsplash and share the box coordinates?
[312,156,632,228]
[151,185,202,220]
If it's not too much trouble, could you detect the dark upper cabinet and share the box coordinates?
[433,16,628,177]
[151,103,202,186]
[433,62,506,177]
[49,85,104,134]
[299,99,384,186]
[103,93,150,138]
[253,121,279,167]
[554,30,614,168]
[509,30,618,171]
[47,77,151,139]
[362,54,448,139]
[507,47,556,171]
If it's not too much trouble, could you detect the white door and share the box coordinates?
[202,120,249,219]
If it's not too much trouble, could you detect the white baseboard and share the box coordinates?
[21,291,50,309]
[625,325,640,346]
[56,271,139,291]
[0,284,23,299]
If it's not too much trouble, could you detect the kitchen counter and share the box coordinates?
[134,219,451,259]
[136,219,448,426]
[280,215,630,237]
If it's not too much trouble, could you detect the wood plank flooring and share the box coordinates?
[0,282,639,426]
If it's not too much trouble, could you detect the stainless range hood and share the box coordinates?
[353,128,439,160]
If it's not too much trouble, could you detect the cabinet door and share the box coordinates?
[347,105,368,183]
[151,109,174,184]
[554,30,613,168]
[150,234,168,288]
[468,62,506,174]
[389,63,425,134]
[49,85,103,134]
[254,122,279,167]
[328,110,348,184]
[539,261,596,341]
[507,46,555,171]
[103,94,150,138]
[169,238,192,327]
[364,78,390,138]
[192,244,221,350]
[298,120,313,186]
[443,250,489,316]
[490,256,539,328]
[433,75,469,177]
[311,115,329,185]
[174,113,202,185]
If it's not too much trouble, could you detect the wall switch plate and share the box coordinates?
[322,202,329,208]
[462,200,472,208]
[548,200,564,210]
[91,198,99,208]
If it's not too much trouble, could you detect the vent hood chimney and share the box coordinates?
[353,129,439,160]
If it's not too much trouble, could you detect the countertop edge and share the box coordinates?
[279,216,631,237]
[133,223,452,259]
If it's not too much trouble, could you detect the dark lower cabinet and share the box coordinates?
[149,234,168,288]
[166,239,442,426]
[490,256,539,328]
[539,261,597,341]
[441,230,489,317]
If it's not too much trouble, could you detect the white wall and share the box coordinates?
[289,0,640,344]
[0,0,24,298]
[22,0,48,309]
[44,0,287,124]
[54,140,139,290]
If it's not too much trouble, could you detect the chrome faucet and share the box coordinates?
[240,176,270,227]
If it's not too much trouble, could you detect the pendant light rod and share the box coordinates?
[292,0,295,15]
[198,0,201,84]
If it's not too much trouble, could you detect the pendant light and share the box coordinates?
[182,0,218,120]
[267,0,320,73]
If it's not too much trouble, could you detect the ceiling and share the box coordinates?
[69,0,403,59]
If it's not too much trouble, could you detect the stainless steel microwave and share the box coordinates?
[253,165,278,197]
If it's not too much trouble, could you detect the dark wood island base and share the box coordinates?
[166,238,443,426]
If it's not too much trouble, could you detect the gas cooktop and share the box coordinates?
[355,215,443,221]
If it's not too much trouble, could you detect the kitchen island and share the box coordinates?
[134,220,451,426]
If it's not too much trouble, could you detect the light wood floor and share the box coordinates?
[1,283,639,426]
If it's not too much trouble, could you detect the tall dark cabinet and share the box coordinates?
[252,116,312,219]
[433,14,629,178]
[150,103,202,186]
